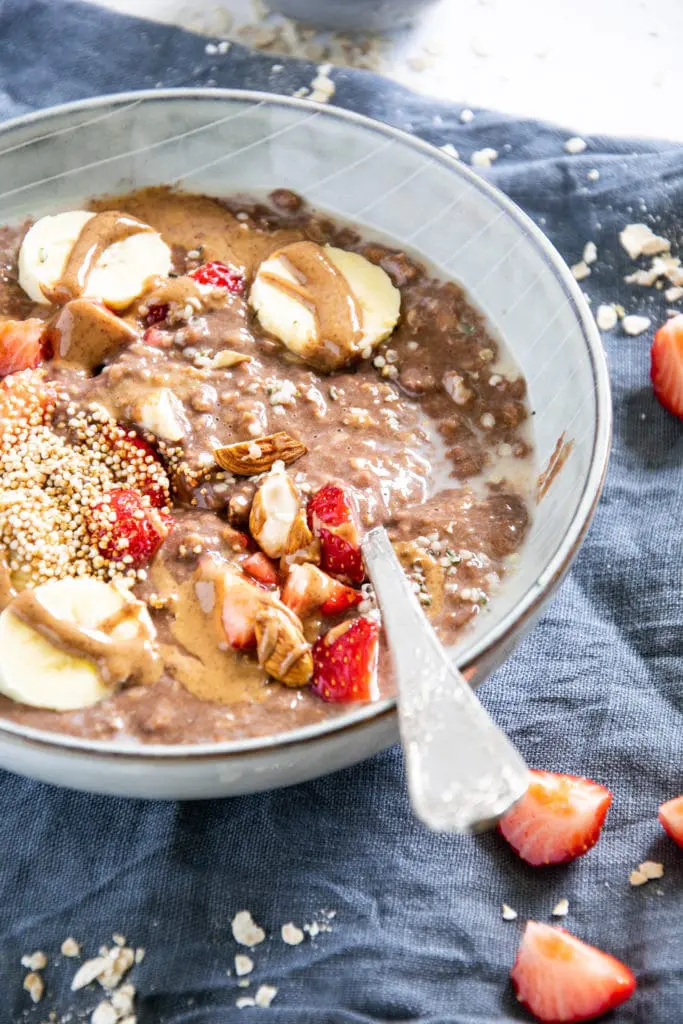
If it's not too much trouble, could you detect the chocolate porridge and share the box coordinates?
[0,187,534,745]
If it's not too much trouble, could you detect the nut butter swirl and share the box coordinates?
[43,211,153,304]
[9,588,161,687]
[261,241,362,355]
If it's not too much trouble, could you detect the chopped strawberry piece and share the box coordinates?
[218,571,266,649]
[142,327,171,348]
[311,617,379,702]
[87,487,172,569]
[0,368,54,435]
[498,770,612,866]
[282,563,361,617]
[307,484,364,583]
[320,579,363,615]
[659,795,683,849]
[145,303,169,326]
[511,922,636,1023]
[0,318,47,377]
[307,483,358,536]
[189,261,245,294]
[651,314,683,418]
[120,432,170,508]
[318,529,365,583]
[243,551,279,587]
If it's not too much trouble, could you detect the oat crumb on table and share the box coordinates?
[231,910,266,947]
[552,898,569,917]
[235,954,254,976]
[281,922,305,945]
[61,936,81,957]
[501,903,518,921]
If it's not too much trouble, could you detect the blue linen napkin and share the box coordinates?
[0,2,682,1021]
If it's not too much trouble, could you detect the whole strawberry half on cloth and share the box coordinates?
[311,617,379,702]
[511,922,636,1023]
[307,483,364,583]
[498,770,612,866]
[651,314,683,418]
[658,794,683,849]
[87,488,172,570]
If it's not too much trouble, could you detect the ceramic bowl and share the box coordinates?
[0,90,611,798]
[264,0,440,33]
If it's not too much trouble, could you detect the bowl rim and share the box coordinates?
[0,87,612,760]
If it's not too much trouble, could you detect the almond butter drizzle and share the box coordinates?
[43,211,153,304]
[262,241,362,357]
[9,589,161,687]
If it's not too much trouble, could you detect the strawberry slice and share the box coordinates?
[189,261,245,294]
[0,368,55,436]
[87,488,172,569]
[282,563,362,617]
[311,617,379,702]
[651,314,683,418]
[658,795,683,849]
[307,484,364,583]
[318,529,365,583]
[217,570,267,649]
[498,770,612,866]
[243,551,280,587]
[511,922,636,1023]
[0,318,47,377]
[120,432,170,508]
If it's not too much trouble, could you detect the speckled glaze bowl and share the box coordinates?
[0,91,611,799]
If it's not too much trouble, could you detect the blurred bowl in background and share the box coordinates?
[265,0,441,33]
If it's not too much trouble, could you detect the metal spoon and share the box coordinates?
[362,526,528,833]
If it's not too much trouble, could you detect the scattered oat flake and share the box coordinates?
[23,971,44,1003]
[134,947,145,964]
[112,933,126,947]
[235,954,254,976]
[596,304,618,331]
[587,169,600,182]
[255,984,278,1008]
[502,904,518,921]
[622,314,651,336]
[61,937,81,957]
[281,922,305,945]
[440,143,460,160]
[665,286,683,302]
[571,260,591,282]
[71,956,109,991]
[629,869,648,887]
[620,223,670,260]
[236,996,256,1008]
[91,1000,118,1024]
[552,898,569,917]
[460,108,474,123]
[98,946,134,989]
[112,984,136,1015]
[639,860,664,879]
[583,241,598,265]
[232,910,266,947]
[565,136,587,154]
[471,148,498,168]
[21,950,47,970]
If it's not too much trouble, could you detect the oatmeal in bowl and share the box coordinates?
[0,185,533,744]
[0,92,609,796]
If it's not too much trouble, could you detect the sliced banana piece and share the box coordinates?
[134,387,188,442]
[249,242,400,371]
[0,577,155,711]
[18,210,172,309]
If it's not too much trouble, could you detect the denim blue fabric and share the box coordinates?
[0,2,682,1021]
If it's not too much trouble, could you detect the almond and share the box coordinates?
[214,432,307,476]
[255,604,313,687]
[280,508,320,569]
[249,466,299,558]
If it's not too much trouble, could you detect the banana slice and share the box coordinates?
[18,211,172,309]
[0,577,155,710]
[249,243,400,371]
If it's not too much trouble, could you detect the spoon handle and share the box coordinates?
[362,527,528,833]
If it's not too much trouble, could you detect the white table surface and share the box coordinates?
[90,0,681,142]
